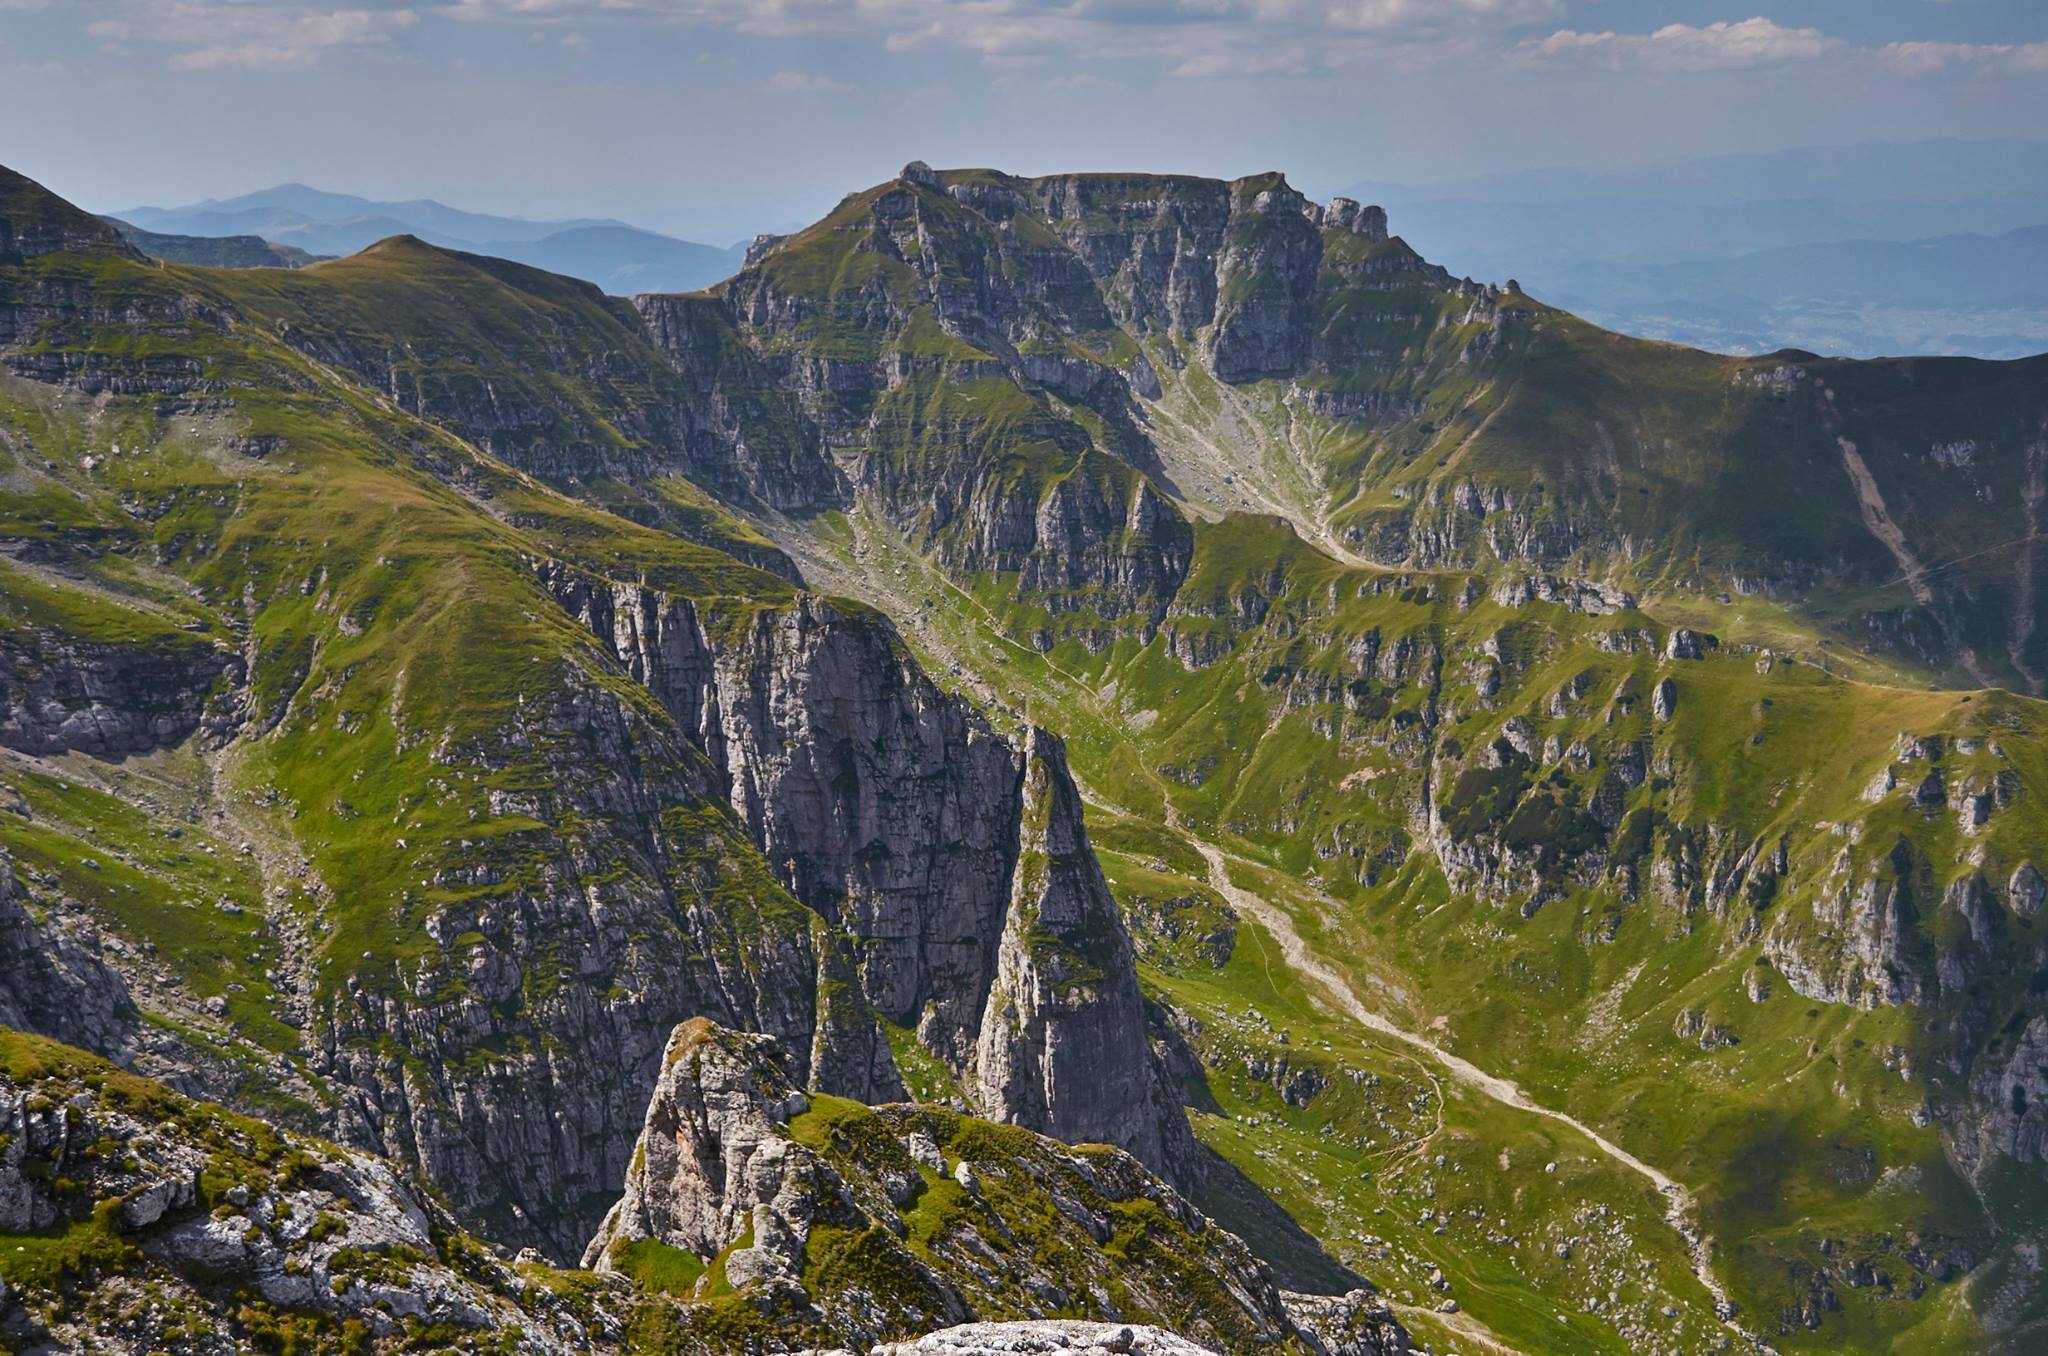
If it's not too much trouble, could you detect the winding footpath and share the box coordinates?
[1190,838,1779,1356]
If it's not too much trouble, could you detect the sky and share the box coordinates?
[2,1,2045,244]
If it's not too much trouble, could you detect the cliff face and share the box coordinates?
[1028,174,1233,339]
[0,626,241,756]
[312,639,845,1256]
[1206,176,1327,384]
[543,565,1019,1067]
[693,595,1020,1059]
[1019,172,1390,380]
[545,565,1194,1177]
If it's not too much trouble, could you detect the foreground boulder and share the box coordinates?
[803,1321,1225,1355]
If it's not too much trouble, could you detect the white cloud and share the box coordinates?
[763,68,852,92]
[77,4,420,71]
[1520,17,1836,72]
[444,0,1564,73]
[173,10,420,71]
[1879,39,2048,76]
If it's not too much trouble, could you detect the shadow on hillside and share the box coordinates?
[1186,1141,1365,1295]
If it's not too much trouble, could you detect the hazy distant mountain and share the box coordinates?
[1541,224,2048,360]
[118,183,745,294]
[1354,138,2048,208]
[102,216,320,269]
[1346,138,2048,358]
[479,224,746,296]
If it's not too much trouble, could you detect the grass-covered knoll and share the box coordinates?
[213,236,678,462]
[618,1082,1331,1355]
[786,1095,1317,1355]
[192,230,814,572]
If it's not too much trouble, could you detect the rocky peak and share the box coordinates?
[744,230,788,267]
[1315,197,1390,243]
[582,1018,813,1267]
[1235,171,1306,213]
[972,728,1194,1179]
[585,1018,1403,1353]
[901,160,944,190]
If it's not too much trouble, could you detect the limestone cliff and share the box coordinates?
[972,729,1193,1177]
[546,565,1194,1174]
[0,623,241,756]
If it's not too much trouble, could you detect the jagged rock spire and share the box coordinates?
[971,728,1192,1178]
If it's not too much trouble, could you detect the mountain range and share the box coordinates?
[117,182,748,294]
[3,154,2047,1356]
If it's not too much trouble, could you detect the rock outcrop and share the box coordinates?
[812,1322,1246,1356]
[973,729,1193,1177]
[583,1021,843,1299]
[0,1030,608,1355]
[1765,843,1934,1009]
[0,625,240,756]
[0,847,135,1054]
[1958,1014,2048,1169]
[792,1311,1407,1356]
[585,1019,1404,1356]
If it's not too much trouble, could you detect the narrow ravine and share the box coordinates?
[1189,837,1780,1356]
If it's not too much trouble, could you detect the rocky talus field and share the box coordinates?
[2,157,2046,1354]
